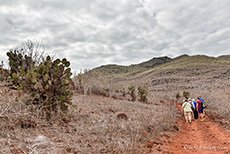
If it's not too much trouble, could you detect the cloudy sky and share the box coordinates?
[0,0,230,73]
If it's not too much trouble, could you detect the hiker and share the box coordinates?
[192,99,198,119]
[182,99,193,124]
[188,98,195,120]
[196,97,204,121]
[199,96,205,117]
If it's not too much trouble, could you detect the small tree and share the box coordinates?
[6,41,75,121]
[176,92,180,100]
[128,86,136,101]
[7,40,45,86]
[79,69,100,96]
[138,86,148,103]
[183,90,190,99]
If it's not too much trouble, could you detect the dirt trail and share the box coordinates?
[153,103,230,154]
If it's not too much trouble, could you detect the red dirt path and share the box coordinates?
[153,103,230,154]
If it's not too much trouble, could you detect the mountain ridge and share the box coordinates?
[90,54,230,78]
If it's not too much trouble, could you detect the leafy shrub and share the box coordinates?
[6,42,74,121]
[138,86,148,103]
[128,86,136,101]
[183,90,190,99]
[176,92,180,100]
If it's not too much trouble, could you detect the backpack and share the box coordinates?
[202,101,207,109]
[189,102,195,110]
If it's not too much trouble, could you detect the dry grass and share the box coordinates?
[68,95,178,153]
[0,84,179,154]
[0,87,58,153]
[1,54,230,153]
[107,63,230,132]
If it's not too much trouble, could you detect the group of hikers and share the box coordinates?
[182,97,206,124]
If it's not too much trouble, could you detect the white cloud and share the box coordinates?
[0,0,230,72]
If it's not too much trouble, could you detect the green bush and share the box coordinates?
[7,49,34,86]
[183,90,190,99]
[176,92,180,100]
[128,86,136,101]
[138,86,148,103]
[6,42,74,121]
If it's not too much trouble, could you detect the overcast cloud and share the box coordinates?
[0,0,230,73]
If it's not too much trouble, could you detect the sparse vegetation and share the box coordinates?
[182,90,190,99]
[90,56,172,78]
[176,92,180,100]
[6,41,74,121]
[128,86,136,101]
[1,51,230,153]
[138,86,148,103]
[0,90,178,153]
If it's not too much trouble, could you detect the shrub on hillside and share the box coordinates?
[138,86,148,103]
[6,41,74,121]
[183,90,190,99]
[128,86,136,101]
[176,92,180,100]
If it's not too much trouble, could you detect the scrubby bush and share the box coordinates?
[6,41,75,121]
[128,86,136,101]
[176,92,180,100]
[183,90,190,99]
[138,86,148,103]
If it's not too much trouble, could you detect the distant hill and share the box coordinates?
[133,56,172,68]
[91,56,172,77]
[89,54,230,78]
[217,55,230,61]
[74,54,230,101]
[150,55,222,70]
[172,54,190,60]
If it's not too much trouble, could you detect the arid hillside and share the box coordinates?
[1,54,229,153]
[85,55,230,98]
[90,56,172,77]
[77,54,230,129]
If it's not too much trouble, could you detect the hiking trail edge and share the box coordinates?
[153,102,230,154]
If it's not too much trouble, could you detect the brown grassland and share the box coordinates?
[0,54,230,153]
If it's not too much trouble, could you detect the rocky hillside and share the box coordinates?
[111,55,230,92]
[90,56,172,77]
[76,54,230,102]
[77,54,230,98]
[217,55,230,61]
[90,54,230,79]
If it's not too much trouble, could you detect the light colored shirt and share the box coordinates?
[182,102,193,112]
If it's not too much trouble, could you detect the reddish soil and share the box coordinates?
[153,103,230,154]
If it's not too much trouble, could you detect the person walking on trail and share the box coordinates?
[199,96,205,117]
[192,98,198,119]
[196,97,204,121]
[188,98,195,120]
[182,99,193,124]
